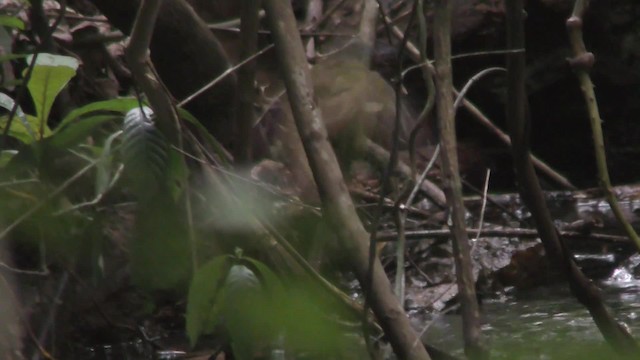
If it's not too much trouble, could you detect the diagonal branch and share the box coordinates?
[566,1,640,251]
[262,1,431,359]
[505,0,639,355]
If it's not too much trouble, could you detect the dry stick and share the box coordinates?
[395,144,441,303]
[407,0,436,179]
[262,1,431,359]
[505,1,639,356]
[365,4,425,353]
[376,228,632,244]
[365,138,447,207]
[433,1,488,359]
[383,0,421,313]
[393,21,499,308]
[472,169,491,243]
[177,44,274,108]
[566,2,640,251]
[126,0,179,143]
[381,16,576,190]
[233,0,261,163]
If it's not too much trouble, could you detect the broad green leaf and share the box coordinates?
[0,114,52,144]
[186,256,233,347]
[241,257,284,297]
[0,92,34,142]
[57,98,140,131]
[222,264,264,360]
[121,106,168,199]
[130,194,191,291]
[167,149,188,201]
[25,53,79,134]
[49,114,119,149]
[0,150,17,167]
[0,15,25,30]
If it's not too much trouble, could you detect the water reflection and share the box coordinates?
[423,281,640,359]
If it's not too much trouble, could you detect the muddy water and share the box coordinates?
[422,271,640,359]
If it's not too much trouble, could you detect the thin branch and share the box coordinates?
[506,0,639,354]
[433,0,487,357]
[126,0,180,143]
[376,228,631,244]
[395,145,441,303]
[177,45,274,108]
[473,169,491,243]
[233,0,261,163]
[566,1,640,251]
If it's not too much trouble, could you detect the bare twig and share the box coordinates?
[506,0,639,355]
[472,169,491,243]
[126,0,179,142]
[376,228,633,244]
[233,0,261,163]
[394,145,441,303]
[566,1,640,251]
[433,1,487,358]
[177,45,273,108]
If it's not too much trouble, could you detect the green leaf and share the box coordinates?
[222,264,265,360]
[0,92,35,143]
[0,54,28,63]
[167,148,188,201]
[0,114,53,144]
[0,15,25,30]
[186,256,233,347]
[49,114,119,149]
[241,257,284,297]
[0,150,17,167]
[130,194,191,291]
[121,106,169,198]
[25,53,79,134]
[56,98,140,132]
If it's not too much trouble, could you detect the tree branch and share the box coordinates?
[263,1,431,358]
[433,1,487,358]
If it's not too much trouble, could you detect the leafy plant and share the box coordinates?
[0,51,194,290]
[186,250,361,359]
[186,250,284,360]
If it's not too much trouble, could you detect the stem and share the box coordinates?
[433,1,487,358]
